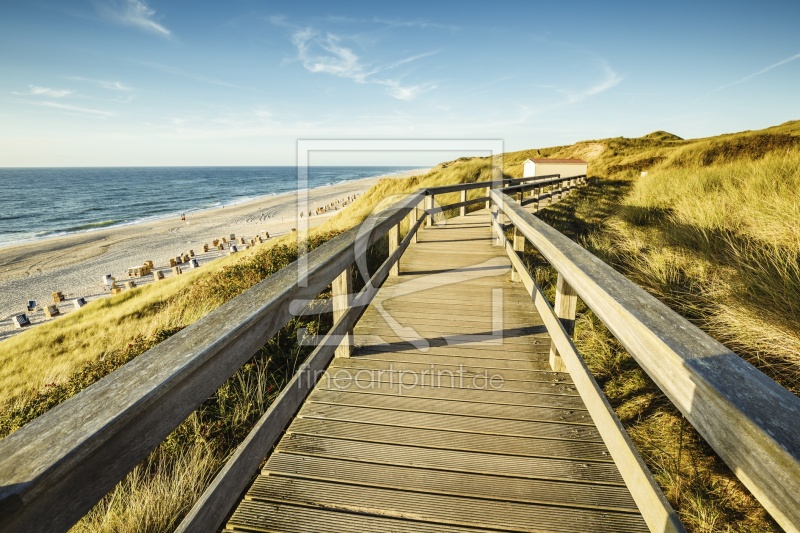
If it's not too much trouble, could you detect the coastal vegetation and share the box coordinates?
[1,120,799,531]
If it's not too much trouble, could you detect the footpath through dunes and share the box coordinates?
[224,209,652,533]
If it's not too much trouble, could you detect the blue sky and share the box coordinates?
[1,0,798,166]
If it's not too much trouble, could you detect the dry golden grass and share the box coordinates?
[5,120,800,532]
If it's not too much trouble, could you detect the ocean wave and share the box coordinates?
[64,219,126,232]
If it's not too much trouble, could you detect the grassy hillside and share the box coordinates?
[502,120,800,531]
[2,120,798,531]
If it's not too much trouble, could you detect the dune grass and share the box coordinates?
[521,131,800,530]
[3,121,799,531]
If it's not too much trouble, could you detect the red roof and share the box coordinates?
[525,158,588,164]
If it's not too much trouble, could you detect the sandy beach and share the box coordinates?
[0,174,399,339]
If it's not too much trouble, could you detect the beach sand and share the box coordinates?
[0,174,397,339]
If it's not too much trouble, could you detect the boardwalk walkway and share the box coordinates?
[225,210,647,532]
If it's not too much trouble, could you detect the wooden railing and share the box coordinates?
[0,190,428,532]
[490,185,800,533]
[2,171,796,533]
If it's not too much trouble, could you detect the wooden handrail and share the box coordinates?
[0,191,424,532]
[176,207,428,532]
[497,224,684,532]
[490,188,800,531]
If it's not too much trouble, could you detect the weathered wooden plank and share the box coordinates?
[332,264,353,358]
[496,188,800,531]
[245,476,647,532]
[228,500,506,533]
[286,418,609,461]
[264,453,638,511]
[277,435,620,483]
[313,377,586,408]
[349,350,550,370]
[307,389,589,423]
[297,404,599,441]
[327,358,574,384]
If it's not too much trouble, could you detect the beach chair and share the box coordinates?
[44,305,60,318]
[52,291,65,303]
[12,314,31,328]
[125,281,136,290]
[188,250,195,257]
[203,244,210,252]
[190,258,200,268]
[172,266,182,276]
[153,270,164,281]
[230,233,236,240]
[26,300,36,312]
[169,258,177,268]
[74,298,87,309]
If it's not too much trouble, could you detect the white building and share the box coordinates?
[523,158,588,179]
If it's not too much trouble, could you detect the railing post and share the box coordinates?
[389,223,400,276]
[485,186,490,209]
[426,195,434,227]
[411,201,420,244]
[549,273,577,372]
[511,227,525,282]
[460,189,467,217]
[333,265,353,358]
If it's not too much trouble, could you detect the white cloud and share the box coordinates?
[96,0,171,38]
[380,80,437,102]
[67,76,133,91]
[288,26,436,101]
[30,101,115,118]
[21,85,75,98]
[716,51,800,92]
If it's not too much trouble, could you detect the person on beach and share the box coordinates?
[181,213,186,221]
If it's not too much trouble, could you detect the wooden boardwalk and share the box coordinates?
[224,209,647,532]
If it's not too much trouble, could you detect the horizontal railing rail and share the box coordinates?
[0,191,424,532]
[176,202,429,531]
[490,187,800,532]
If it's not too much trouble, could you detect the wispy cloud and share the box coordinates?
[715,51,800,92]
[66,76,134,91]
[288,26,437,101]
[29,101,115,118]
[371,17,459,32]
[134,60,256,91]
[14,85,75,98]
[95,0,171,38]
[564,62,622,104]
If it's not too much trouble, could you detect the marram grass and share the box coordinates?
[3,120,800,532]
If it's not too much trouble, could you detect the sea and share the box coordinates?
[0,166,422,248]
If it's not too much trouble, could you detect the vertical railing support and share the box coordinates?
[333,265,353,358]
[411,201,420,244]
[485,186,491,209]
[389,223,400,277]
[426,195,434,227]
[511,227,525,282]
[549,273,577,371]
[460,189,467,217]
